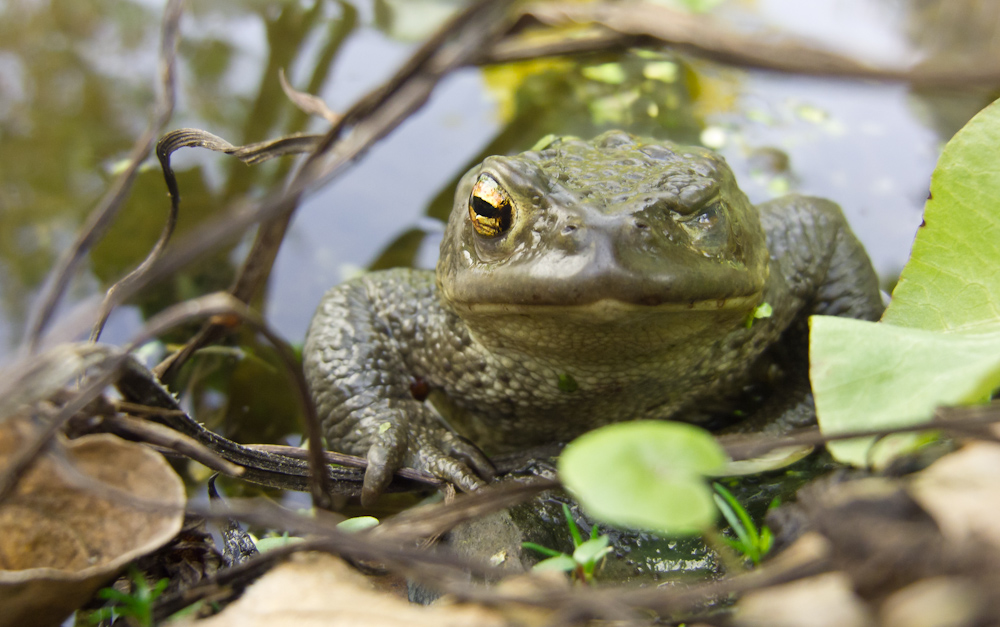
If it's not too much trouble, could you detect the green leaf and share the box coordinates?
[720,534,750,555]
[882,98,1000,333]
[532,554,578,572]
[713,483,758,545]
[713,494,754,551]
[759,526,774,555]
[745,301,773,328]
[559,421,726,536]
[152,583,167,599]
[572,535,611,566]
[522,542,564,558]
[561,503,584,547]
[254,534,304,552]
[167,601,205,622]
[337,516,379,532]
[86,608,115,624]
[812,317,1000,466]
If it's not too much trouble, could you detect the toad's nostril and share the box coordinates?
[562,225,578,235]
[633,220,648,230]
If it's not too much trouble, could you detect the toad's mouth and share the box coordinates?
[448,294,763,320]
[441,260,768,312]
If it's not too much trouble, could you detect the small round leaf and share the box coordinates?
[558,421,726,536]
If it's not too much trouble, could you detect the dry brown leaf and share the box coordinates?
[909,441,1000,550]
[0,418,186,627]
[879,576,985,627]
[733,571,875,627]
[176,551,511,627]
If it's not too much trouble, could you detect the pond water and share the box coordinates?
[1,0,996,440]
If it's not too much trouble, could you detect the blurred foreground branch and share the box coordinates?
[488,2,1000,88]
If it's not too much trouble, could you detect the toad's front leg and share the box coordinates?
[304,272,493,505]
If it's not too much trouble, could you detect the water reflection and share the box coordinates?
[0,0,160,348]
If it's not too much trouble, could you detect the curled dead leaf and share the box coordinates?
[0,417,186,627]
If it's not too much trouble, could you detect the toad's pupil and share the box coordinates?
[469,190,512,236]
[472,195,505,219]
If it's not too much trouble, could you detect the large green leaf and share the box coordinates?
[812,98,1000,465]
[882,99,1000,333]
[558,421,726,536]
[812,317,1000,465]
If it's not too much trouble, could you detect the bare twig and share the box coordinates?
[12,1,517,380]
[156,129,324,168]
[510,2,1000,88]
[4,302,371,509]
[147,125,329,382]
[375,478,557,541]
[722,401,1000,462]
[100,413,244,477]
[484,26,633,64]
[24,0,184,353]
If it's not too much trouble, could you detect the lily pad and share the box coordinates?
[0,418,186,627]
[558,421,726,536]
[811,98,1000,465]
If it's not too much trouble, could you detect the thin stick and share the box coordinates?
[101,413,244,477]
[511,2,1000,88]
[722,402,1000,462]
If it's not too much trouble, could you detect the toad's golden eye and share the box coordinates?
[469,174,513,237]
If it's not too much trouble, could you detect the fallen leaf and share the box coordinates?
[734,571,874,627]
[0,418,186,627]
[879,576,984,627]
[908,442,1000,550]
[175,551,511,627]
